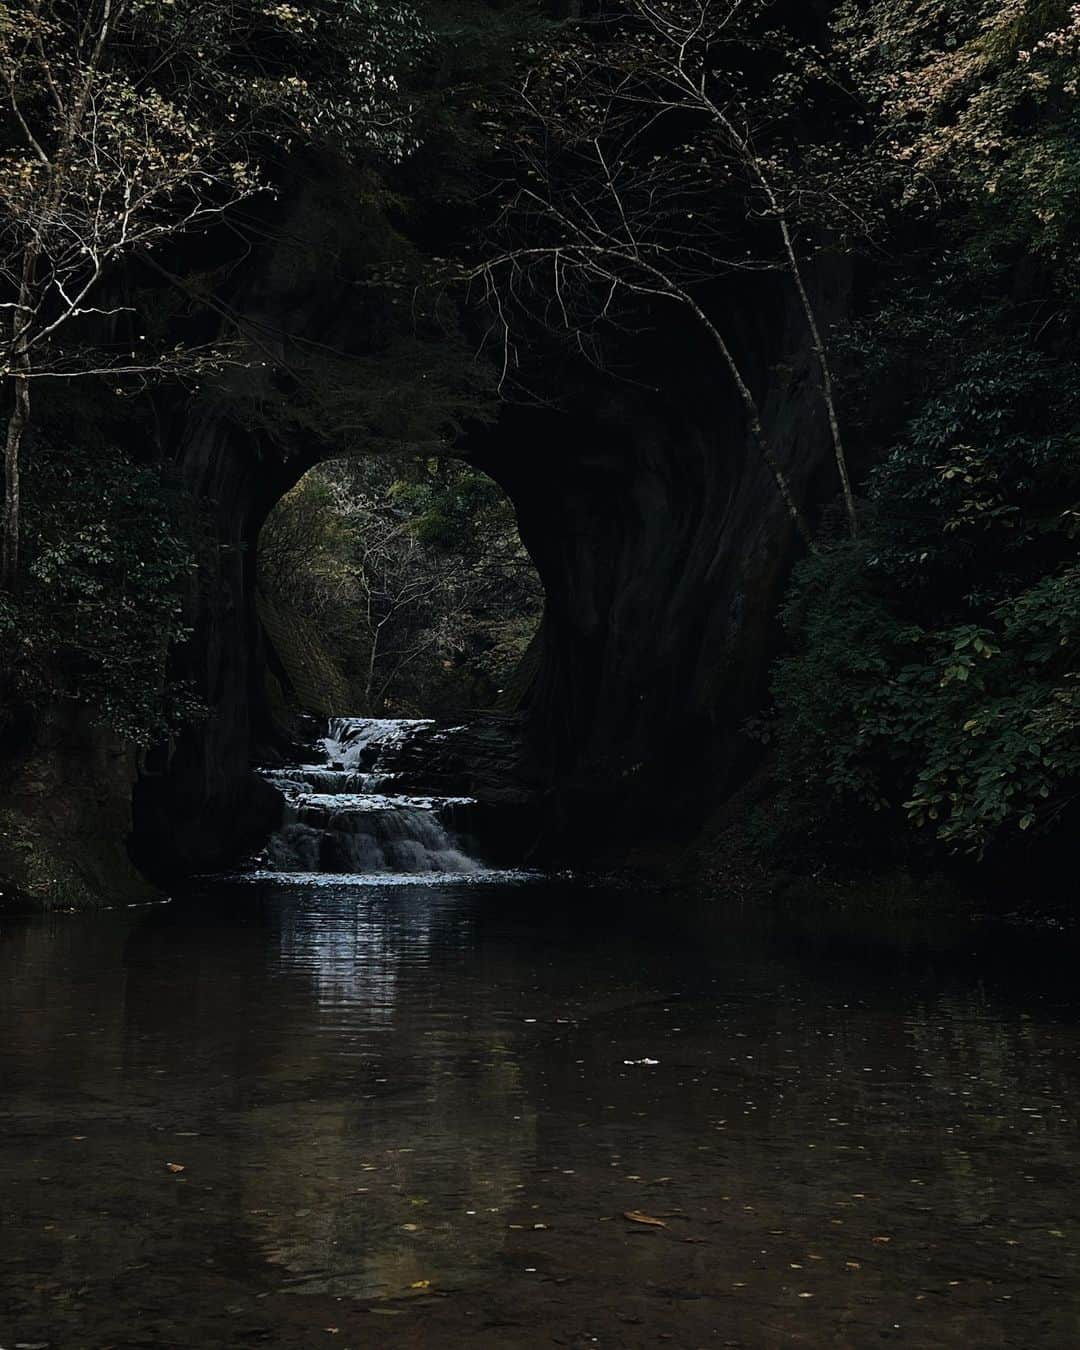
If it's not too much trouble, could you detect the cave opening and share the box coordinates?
[254,453,544,731]
[248,452,546,877]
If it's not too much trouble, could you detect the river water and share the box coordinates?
[3,877,1080,1348]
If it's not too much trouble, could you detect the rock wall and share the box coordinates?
[0,704,154,909]
[128,257,855,875]
[480,264,855,848]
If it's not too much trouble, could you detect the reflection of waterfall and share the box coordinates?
[252,882,532,1300]
[260,718,484,877]
[276,895,434,1014]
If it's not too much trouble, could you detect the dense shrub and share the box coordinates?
[771,329,1080,859]
[0,441,199,746]
[764,0,1080,867]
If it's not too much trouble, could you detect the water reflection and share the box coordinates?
[276,885,446,1013]
[2,882,1080,1347]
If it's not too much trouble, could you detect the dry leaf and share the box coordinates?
[623,1210,666,1228]
[165,1162,185,1174]
[409,1280,430,1290]
[871,1235,892,1245]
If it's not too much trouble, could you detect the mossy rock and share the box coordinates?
[0,806,157,912]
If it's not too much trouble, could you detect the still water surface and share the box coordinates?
[2,877,1080,1347]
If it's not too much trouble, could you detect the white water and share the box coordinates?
[258,718,485,878]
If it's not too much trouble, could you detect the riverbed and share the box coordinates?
[2,877,1079,1348]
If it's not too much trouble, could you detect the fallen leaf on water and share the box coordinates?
[798,1292,815,1299]
[400,1223,419,1233]
[410,1280,431,1291]
[846,1261,861,1271]
[165,1162,185,1174]
[623,1211,666,1228]
[871,1235,892,1245]
[323,1328,339,1335]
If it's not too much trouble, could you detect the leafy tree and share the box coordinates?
[0,0,431,589]
[464,0,876,546]
[0,434,199,745]
[766,0,1080,863]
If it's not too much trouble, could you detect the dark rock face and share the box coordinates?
[132,175,367,877]
[482,265,855,850]
[131,409,293,877]
[130,253,854,876]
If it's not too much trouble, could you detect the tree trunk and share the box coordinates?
[668,282,815,550]
[1,365,29,592]
[715,108,858,540]
[771,209,859,539]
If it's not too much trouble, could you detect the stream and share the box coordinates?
[2,722,1080,1347]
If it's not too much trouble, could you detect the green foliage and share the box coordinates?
[765,0,1080,867]
[772,328,1080,858]
[0,440,200,745]
[389,460,515,553]
[258,457,542,718]
[855,328,1080,600]
[772,545,1079,857]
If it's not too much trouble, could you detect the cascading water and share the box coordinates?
[258,718,483,878]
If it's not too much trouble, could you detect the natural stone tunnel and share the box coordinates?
[130,174,854,877]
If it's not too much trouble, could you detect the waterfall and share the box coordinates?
[258,718,483,877]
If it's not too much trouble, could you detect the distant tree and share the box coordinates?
[259,458,542,716]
